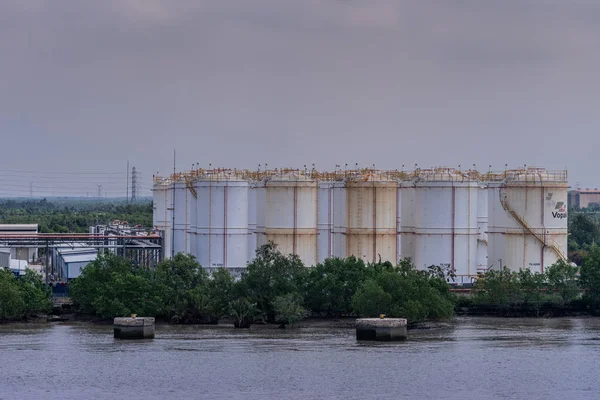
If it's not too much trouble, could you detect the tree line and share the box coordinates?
[68,243,455,327]
[67,242,600,325]
[0,199,152,233]
[5,242,600,324]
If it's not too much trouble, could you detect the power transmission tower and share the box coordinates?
[97,185,103,198]
[131,166,138,202]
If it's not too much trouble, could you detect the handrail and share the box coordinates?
[184,175,197,199]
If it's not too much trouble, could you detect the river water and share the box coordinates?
[1,317,600,400]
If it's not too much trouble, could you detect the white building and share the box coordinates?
[0,224,39,262]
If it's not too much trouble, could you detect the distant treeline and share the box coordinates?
[0,198,153,233]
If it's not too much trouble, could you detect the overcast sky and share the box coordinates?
[1,0,599,196]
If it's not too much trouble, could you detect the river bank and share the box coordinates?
[3,314,453,332]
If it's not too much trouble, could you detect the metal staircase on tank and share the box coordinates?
[499,186,567,262]
[185,175,197,199]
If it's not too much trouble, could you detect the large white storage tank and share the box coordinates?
[186,176,197,258]
[317,181,333,263]
[329,172,397,264]
[476,184,489,273]
[331,179,347,259]
[196,172,249,270]
[247,181,258,263]
[258,171,318,267]
[399,181,416,263]
[152,179,172,259]
[486,168,568,273]
[173,179,191,255]
[412,169,479,281]
[347,175,397,264]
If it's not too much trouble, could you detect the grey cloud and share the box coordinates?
[0,0,599,196]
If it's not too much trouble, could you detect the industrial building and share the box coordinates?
[0,224,39,262]
[153,167,568,282]
[568,188,600,209]
[55,247,98,280]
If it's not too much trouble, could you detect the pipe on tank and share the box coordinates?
[372,179,377,263]
[224,182,228,268]
[451,185,455,274]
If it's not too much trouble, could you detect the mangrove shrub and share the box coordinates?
[0,268,51,321]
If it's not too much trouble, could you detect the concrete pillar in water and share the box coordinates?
[356,318,407,341]
[114,316,155,339]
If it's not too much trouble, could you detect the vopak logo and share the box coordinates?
[552,201,567,219]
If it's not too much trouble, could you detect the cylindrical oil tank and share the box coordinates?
[476,184,488,273]
[173,180,190,255]
[196,175,249,269]
[487,169,568,273]
[254,183,266,260]
[396,183,402,264]
[187,179,197,258]
[317,181,333,263]
[152,180,172,259]
[152,181,168,229]
[331,180,347,259]
[399,181,416,263]
[261,173,318,267]
[344,174,398,264]
[413,169,479,281]
[247,182,258,262]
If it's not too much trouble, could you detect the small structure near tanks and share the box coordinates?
[356,317,407,341]
[114,315,155,339]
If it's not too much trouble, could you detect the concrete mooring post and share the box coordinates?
[356,318,407,341]
[114,315,155,339]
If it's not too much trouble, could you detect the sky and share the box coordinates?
[1,0,599,197]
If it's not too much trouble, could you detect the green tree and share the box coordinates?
[351,259,454,323]
[303,256,369,316]
[70,253,157,319]
[546,259,579,304]
[207,268,236,319]
[241,242,306,322]
[569,214,600,250]
[0,268,52,321]
[229,298,260,329]
[154,253,211,323]
[472,268,520,308]
[0,269,25,320]
[351,279,392,317]
[19,269,52,315]
[579,245,600,313]
[273,293,307,328]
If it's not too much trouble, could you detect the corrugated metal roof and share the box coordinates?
[57,247,97,255]
[0,224,38,232]
[61,253,98,264]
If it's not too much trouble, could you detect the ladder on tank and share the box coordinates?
[185,175,197,199]
[498,186,567,262]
